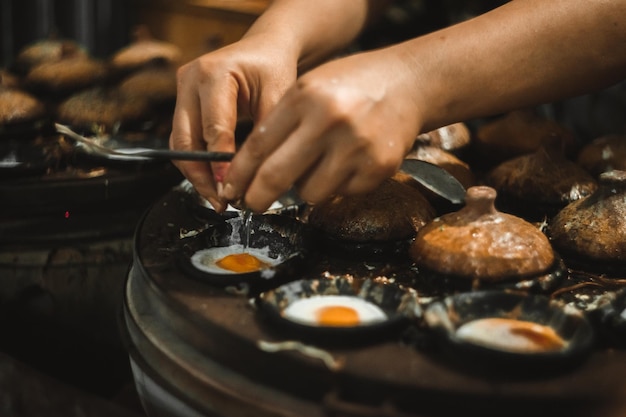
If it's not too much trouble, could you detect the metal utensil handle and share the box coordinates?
[55,123,235,162]
[131,149,234,162]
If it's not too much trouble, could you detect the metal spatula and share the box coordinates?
[399,158,466,205]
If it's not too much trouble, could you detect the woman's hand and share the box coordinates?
[219,46,425,213]
[169,35,298,211]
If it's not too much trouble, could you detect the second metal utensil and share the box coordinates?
[399,159,466,205]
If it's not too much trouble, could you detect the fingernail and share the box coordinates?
[207,197,222,211]
[216,181,224,196]
[212,162,228,183]
[220,182,236,200]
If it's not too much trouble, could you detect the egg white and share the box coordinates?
[190,245,282,274]
[455,317,567,353]
[282,295,388,327]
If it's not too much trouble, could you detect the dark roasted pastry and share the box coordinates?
[307,174,436,243]
[576,134,626,177]
[473,109,578,167]
[548,170,626,275]
[484,137,597,220]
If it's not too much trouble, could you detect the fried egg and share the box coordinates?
[455,317,567,353]
[190,245,281,274]
[282,295,388,327]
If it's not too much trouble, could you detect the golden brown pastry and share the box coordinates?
[110,26,182,75]
[0,86,47,125]
[410,186,555,282]
[13,38,87,75]
[116,65,177,109]
[25,56,108,95]
[0,68,21,89]
[415,122,471,154]
[55,87,151,132]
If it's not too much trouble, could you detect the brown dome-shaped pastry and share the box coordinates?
[116,65,177,110]
[13,39,87,75]
[24,56,108,96]
[473,109,578,168]
[576,134,626,177]
[410,186,555,282]
[415,122,471,154]
[0,87,46,125]
[56,86,151,133]
[307,174,436,244]
[1,69,21,89]
[110,26,182,75]
[548,170,626,275]
[484,137,597,221]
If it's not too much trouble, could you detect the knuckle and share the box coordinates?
[175,63,191,81]
[241,134,269,161]
[298,187,328,206]
[255,164,287,195]
[177,58,220,87]
[175,62,198,88]
[202,123,234,148]
[374,152,400,173]
[169,132,182,149]
[294,78,350,116]
[369,154,401,179]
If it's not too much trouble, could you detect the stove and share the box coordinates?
[122,186,626,417]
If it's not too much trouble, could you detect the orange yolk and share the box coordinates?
[216,253,270,273]
[316,305,360,326]
[509,321,566,351]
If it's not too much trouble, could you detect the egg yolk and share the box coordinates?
[509,322,566,351]
[456,317,567,353]
[216,253,271,273]
[316,305,360,326]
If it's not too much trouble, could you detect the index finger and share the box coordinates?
[169,68,217,201]
[197,72,240,184]
[169,65,240,209]
[221,90,340,212]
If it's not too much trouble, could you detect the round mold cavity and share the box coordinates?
[255,273,420,346]
[176,213,311,295]
[423,290,595,377]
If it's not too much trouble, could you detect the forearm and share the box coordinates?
[242,0,390,72]
[397,0,626,131]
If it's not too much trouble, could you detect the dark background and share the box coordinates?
[1,0,137,67]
